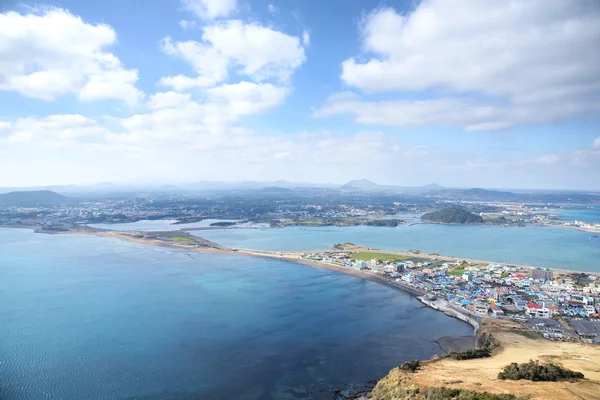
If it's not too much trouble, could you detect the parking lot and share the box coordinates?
[523,317,565,332]
[567,318,600,338]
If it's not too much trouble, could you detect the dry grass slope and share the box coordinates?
[371,319,600,400]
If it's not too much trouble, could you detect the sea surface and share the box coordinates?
[553,206,600,224]
[192,224,600,272]
[0,228,472,400]
[88,219,241,231]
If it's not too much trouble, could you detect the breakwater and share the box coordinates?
[418,297,481,334]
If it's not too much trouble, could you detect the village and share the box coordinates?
[299,249,600,344]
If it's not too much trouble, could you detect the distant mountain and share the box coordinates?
[421,207,484,224]
[0,190,69,206]
[341,179,380,190]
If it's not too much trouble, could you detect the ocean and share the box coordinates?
[0,228,472,400]
[193,224,600,272]
[554,206,600,224]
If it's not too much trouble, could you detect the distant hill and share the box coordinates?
[423,183,444,190]
[261,187,293,194]
[430,188,517,201]
[421,207,484,224]
[341,179,380,190]
[464,188,516,200]
[0,190,68,206]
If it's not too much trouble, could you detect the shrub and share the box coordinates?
[476,333,498,350]
[399,360,421,372]
[424,387,522,399]
[446,348,491,360]
[498,360,584,382]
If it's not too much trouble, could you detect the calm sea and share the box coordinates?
[554,206,600,224]
[0,228,471,400]
[193,224,600,272]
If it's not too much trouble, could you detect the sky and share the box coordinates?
[0,0,599,190]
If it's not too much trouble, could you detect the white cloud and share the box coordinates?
[593,137,600,149]
[208,82,290,115]
[5,114,108,144]
[315,92,600,130]
[0,8,143,106]
[537,154,561,165]
[159,20,306,90]
[146,92,192,110]
[302,30,310,47]
[182,0,237,21]
[179,19,198,30]
[268,4,279,15]
[160,36,229,89]
[318,0,600,130]
[3,110,599,189]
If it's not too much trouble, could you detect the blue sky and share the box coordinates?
[0,0,599,189]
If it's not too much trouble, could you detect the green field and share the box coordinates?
[172,237,195,243]
[449,267,467,276]
[350,251,409,263]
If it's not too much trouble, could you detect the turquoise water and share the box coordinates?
[0,228,471,400]
[89,219,240,231]
[193,224,600,272]
[554,207,600,224]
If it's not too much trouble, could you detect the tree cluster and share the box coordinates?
[421,208,484,224]
[399,360,421,373]
[423,387,522,400]
[446,348,491,360]
[498,360,584,381]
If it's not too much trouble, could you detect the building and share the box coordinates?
[569,294,593,306]
[353,261,367,270]
[526,303,550,318]
[490,303,504,317]
[469,301,488,315]
[532,268,553,281]
[395,263,405,273]
[584,305,596,317]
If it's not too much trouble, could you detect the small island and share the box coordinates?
[421,208,484,224]
[209,221,238,227]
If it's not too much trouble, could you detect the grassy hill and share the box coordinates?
[370,319,600,400]
[421,208,484,224]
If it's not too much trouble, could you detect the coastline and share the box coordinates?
[13,227,488,333]
[4,226,599,399]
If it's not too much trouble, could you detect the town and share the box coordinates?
[1,187,600,233]
[298,248,600,344]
